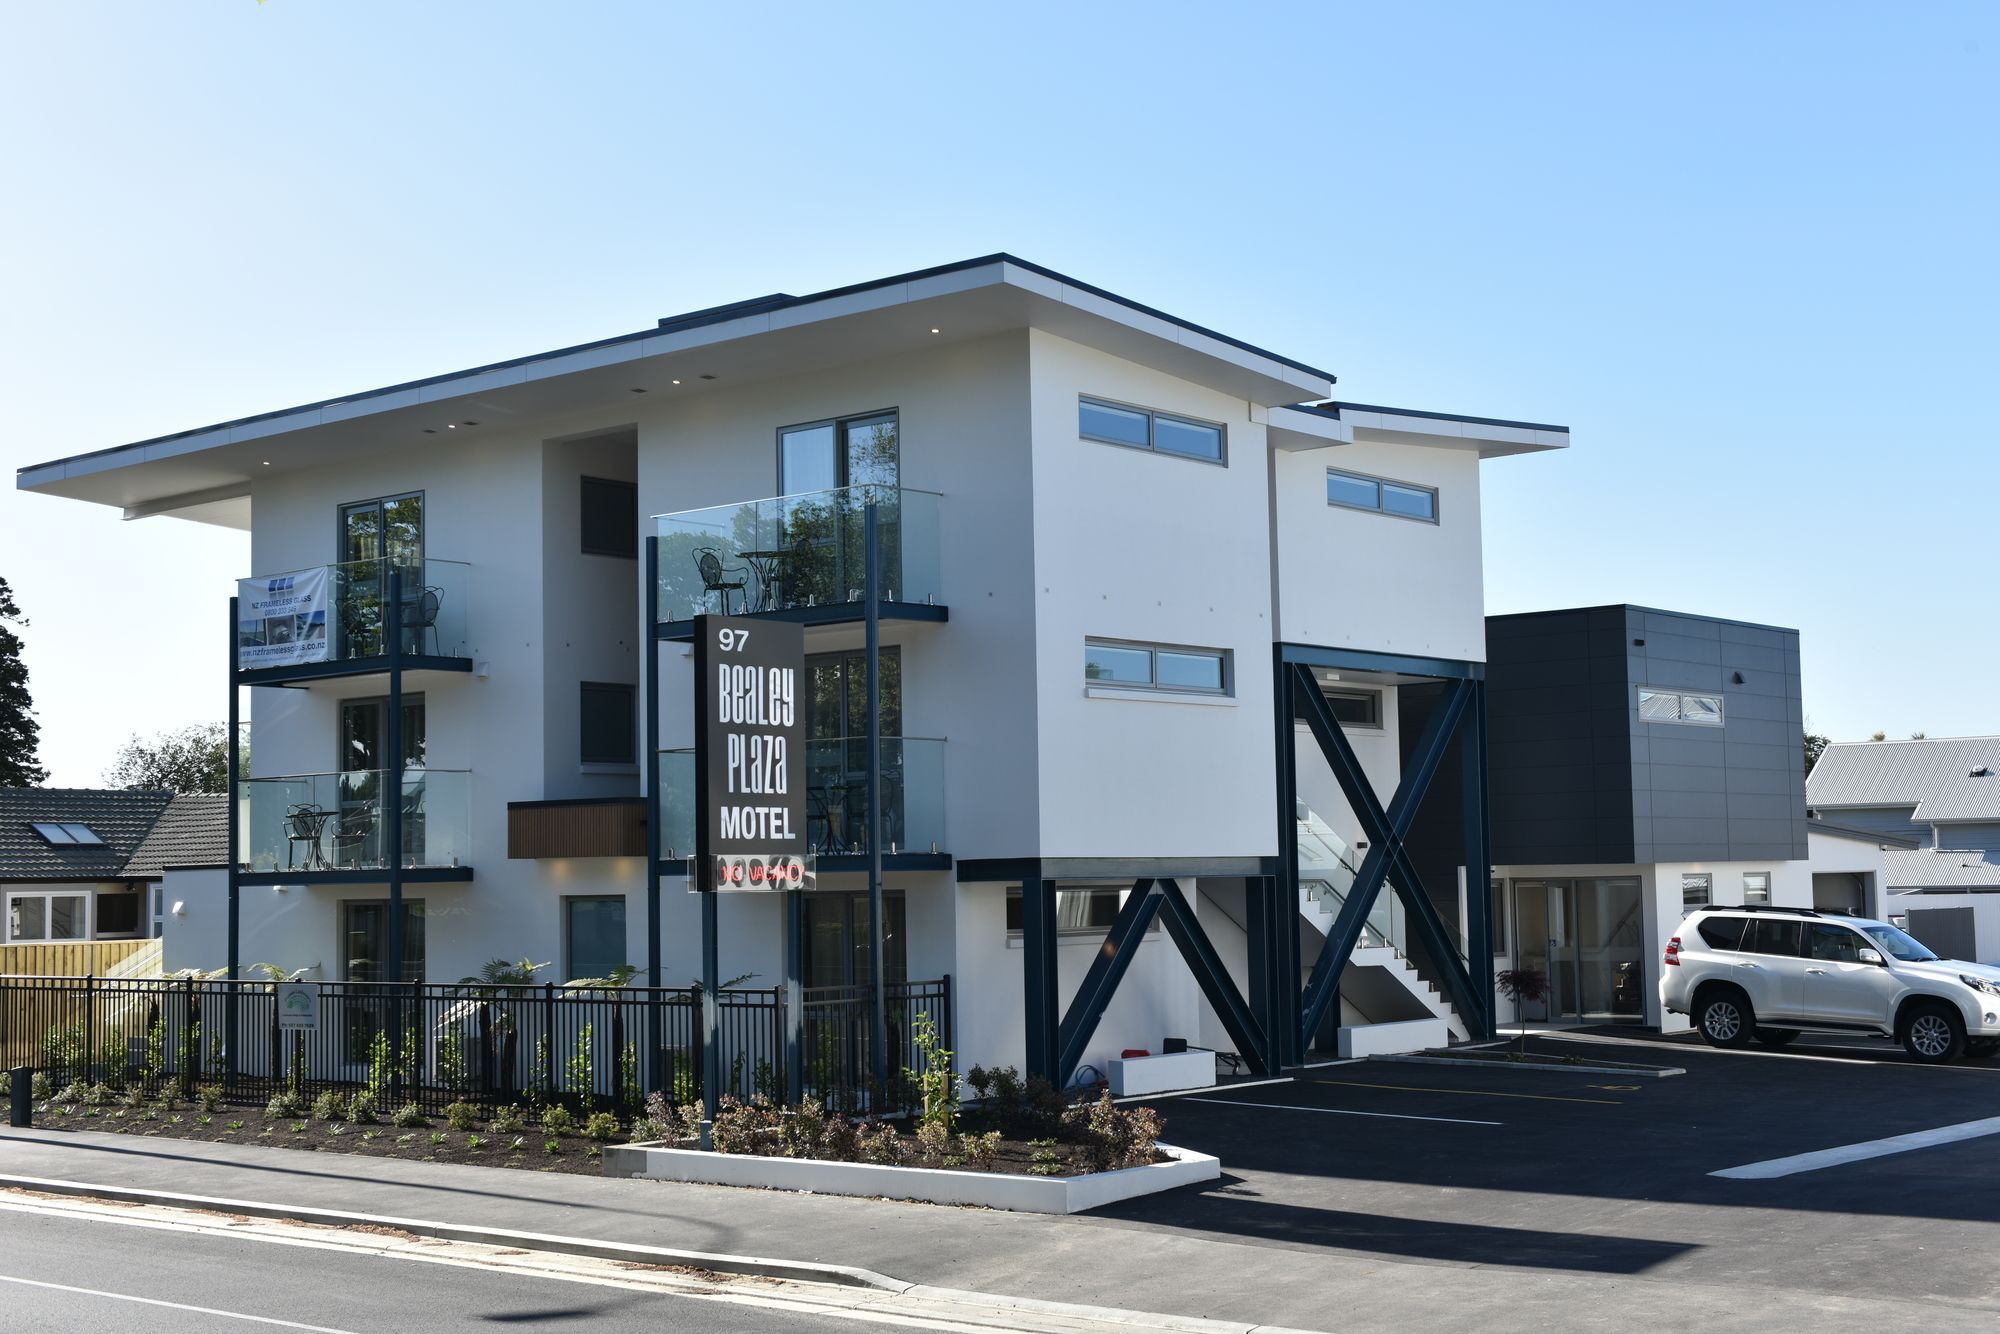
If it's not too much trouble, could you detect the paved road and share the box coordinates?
[0,1205,866,1333]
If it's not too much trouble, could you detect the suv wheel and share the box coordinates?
[1755,1028,1799,1049]
[1696,989,1754,1048]
[1901,1002,1965,1064]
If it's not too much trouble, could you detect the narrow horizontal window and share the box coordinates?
[1638,687,1724,727]
[1084,638,1230,695]
[1327,468,1438,524]
[1079,397,1226,465]
[1006,887,1160,937]
[1323,688,1381,729]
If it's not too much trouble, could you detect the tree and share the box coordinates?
[1802,728,1830,776]
[1495,968,1550,1057]
[104,723,240,793]
[0,577,47,786]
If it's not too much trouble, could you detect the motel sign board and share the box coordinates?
[693,614,811,892]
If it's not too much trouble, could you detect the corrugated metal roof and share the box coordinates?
[0,788,174,881]
[1807,736,2000,822]
[1884,848,2000,890]
[121,794,229,878]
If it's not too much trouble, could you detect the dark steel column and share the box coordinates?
[784,888,804,1100]
[644,538,663,1094]
[225,595,241,1087]
[863,500,887,1095]
[1021,877,1059,1083]
[385,566,406,1101]
[1270,649,1302,1068]
[1462,679,1494,1040]
[700,888,720,1130]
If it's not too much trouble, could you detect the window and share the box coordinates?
[7,891,89,942]
[1490,880,1507,955]
[1681,872,1712,907]
[580,682,637,765]
[1079,397,1225,463]
[1696,915,1747,951]
[150,885,165,939]
[1807,923,1863,963]
[807,648,901,740]
[805,892,908,987]
[30,822,105,846]
[340,900,425,982]
[1084,639,1230,695]
[580,477,638,558]
[1745,918,1802,957]
[564,896,628,981]
[341,695,427,771]
[1326,468,1438,523]
[1742,872,1772,905]
[779,412,899,494]
[1006,886,1162,937]
[1324,689,1381,730]
[1638,688,1724,726]
[95,891,140,938]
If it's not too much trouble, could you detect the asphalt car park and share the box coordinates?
[1084,1034,2000,1319]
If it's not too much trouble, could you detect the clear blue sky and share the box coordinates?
[3,2,1994,784]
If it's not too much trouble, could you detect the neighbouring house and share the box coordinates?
[1478,605,1813,1032]
[17,253,1570,1081]
[0,789,227,971]
[1807,736,2000,963]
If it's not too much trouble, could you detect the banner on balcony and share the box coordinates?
[693,614,812,893]
[237,567,330,670]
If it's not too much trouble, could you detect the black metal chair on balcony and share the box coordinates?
[285,803,331,871]
[694,548,750,615]
[329,799,379,869]
[401,584,445,656]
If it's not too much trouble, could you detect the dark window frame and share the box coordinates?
[1078,396,1228,466]
[1323,688,1382,730]
[562,894,629,982]
[579,475,639,559]
[776,409,901,495]
[579,681,638,766]
[1005,886,1163,938]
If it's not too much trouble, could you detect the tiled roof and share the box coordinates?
[1807,736,2000,823]
[0,788,174,881]
[122,794,229,878]
[1884,848,2000,890]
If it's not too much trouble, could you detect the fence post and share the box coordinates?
[543,983,557,1103]
[941,974,954,1088]
[182,974,196,1096]
[82,975,96,1088]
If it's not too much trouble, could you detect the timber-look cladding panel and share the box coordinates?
[507,800,647,859]
[0,939,149,978]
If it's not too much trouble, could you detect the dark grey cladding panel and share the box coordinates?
[1724,716,1796,747]
[1718,690,1791,722]
[1632,657,1725,691]
[1646,763,1729,795]
[1647,733,1728,767]
[1720,642,1789,676]
[1723,765,1805,796]
[1637,632,1723,666]
[1651,789,1731,820]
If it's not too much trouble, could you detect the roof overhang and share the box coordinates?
[1266,402,1569,459]
[17,255,1337,528]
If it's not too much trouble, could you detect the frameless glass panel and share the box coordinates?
[1079,399,1150,448]
[1327,471,1380,510]
[1512,883,1553,1022]
[1380,482,1437,521]
[10,897,46,941]
[1154,650,1224,692]
[1574,878,1644,1019]
[1153,415,1222,461]
[1084,643,1152,685]
[565,897,628,980]
[780,424,838,495]
[841,415,899,489]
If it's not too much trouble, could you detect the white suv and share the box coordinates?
[1661,906,2000,1063]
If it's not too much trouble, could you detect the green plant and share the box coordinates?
[492,1104,526,1134]
[959,1130,1003,1172]
[1027,1139,1065,1175]
[709,1096,779,1155]
[395,1133,415,1146]
[508,1135,526,1153]
[526,1036,551,1105]
[311,1090,347,1122]
[265,1090,302,1119]
[195,1114,211,1127]
[464,958,552,986]
[1063,1091,1164,1172]
[856,1121,902,1165]
[914,1117,951,1162]
[543,1137,560,1154]
[540,1104,576,1136]
[361,1130,377,1141]
[348,1094,378,1125]
[391,1102,426,1129]
[668,1051,699,1108]
[443,1101,480,1132]
[29,1071,52,1102]
[290,1120,307,1133]
[38,1023,86,1075]
[619,1042,641,1109]
[328,1122,347,1137]
[1496,968,1551,1056]
[430,1132,447,1146]
[196,1084,224,1113]
[437,1026,470,1095]
[904,1012,957,1134]
[227,1120,245,1131]
[566,1023,594,1098]
[581,1111,621,1142]
[465,1134,485,1150]
[753,1058,782,1104]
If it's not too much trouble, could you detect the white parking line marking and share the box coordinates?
[0,1273,365,1332]
[1185,1096,1501,1126]
[1711,1115,2000,1179]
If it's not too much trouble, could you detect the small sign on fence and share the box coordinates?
[276,981,319,1031]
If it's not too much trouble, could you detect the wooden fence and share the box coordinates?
[0,940,152,979]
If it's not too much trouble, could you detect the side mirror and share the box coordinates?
[1858,948,1886,966]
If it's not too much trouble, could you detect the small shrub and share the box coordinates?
[709,1096,779,1155]
[311,1090,347,1122]
[348,1094,378,1125]
[390,1102,426,1129]
[491,1104,526,1134]
[581,1111,620,1142]
[395,1134,415,1146]
[776,1100,829,1159]
[443,1101,480,1132]
[914,1117,951,1163]
[52,1081,87,1106]
[30,1072,52,1102]
[857,1121,902,1165]
[543,1137,560,1154]
[465,1134,485,1150]
[1027,1138,1065,1176]
[266,1090,302,1119]
[430,1132,447,1147]
[820,1114,860,1163]
[361,1130,377,1141]
[328,1123,348,1137]
[82,1083,112,1107]
[121,1085,146,1109]
[196,1085,224,1113]
[539,1104,576,1136]
[508,1135,527,1153]
[196,1114,212,1127]
[226,1121,245,1131]
[959,1130,1002,1172]
[290,1120,307,1133]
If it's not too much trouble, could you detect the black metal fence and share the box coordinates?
[0,974,951,1116]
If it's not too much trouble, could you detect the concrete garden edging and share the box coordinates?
[601,1140,1219,1214]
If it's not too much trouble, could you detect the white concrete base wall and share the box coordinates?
[1108,1050,1216,1096]
[1337,1017,1447,1058]
[601,1140,1218,1214]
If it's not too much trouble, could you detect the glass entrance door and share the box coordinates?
[1511,878,1645,1022]
[1512,881,1560,1022]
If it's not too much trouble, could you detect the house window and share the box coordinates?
[580,683,638,765]
[1743,872,1772,905]
[1084,639,1230,695]
[7,891,89,943]
[95,891,141,939]
[1327,468,1438,523]
[1323,688,1381,729]
[1491,880,1507,955]
[1638,689,1724,726]
[30,822,105,846]
[1079,397,1225,464]
[779,412,899,494]
[580,477,638,558]
[1005,886,1162,937]
[805,891,908,987]
[1681,873,1712,907]
[340,899,425,983]
[150,885,165,939]
[806,648,902,740]
[564,896,628,982]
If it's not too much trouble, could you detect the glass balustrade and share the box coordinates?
[654,485,940,622]
[235,558,470,671]
[654,737,944,860]
[238,769,470,874]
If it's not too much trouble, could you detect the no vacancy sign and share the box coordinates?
[693,614,811,892]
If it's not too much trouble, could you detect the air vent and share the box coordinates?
[1973,765,1991,778]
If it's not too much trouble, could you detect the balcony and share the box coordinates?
[238,769,473,885]
[655,737,947,872]
[234,557,471,685]
[654,484,943,637]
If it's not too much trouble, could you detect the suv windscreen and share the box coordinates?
[1861,922,1940,963]
[1745,919,1803,956]
[1697,916,1748,950]
[1807,923,1865,962]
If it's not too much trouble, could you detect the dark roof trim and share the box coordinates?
[1294,401,1569,434]
[21,253,1336,477]
[1486,603,1801,637]
[1807,818,1921,850]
